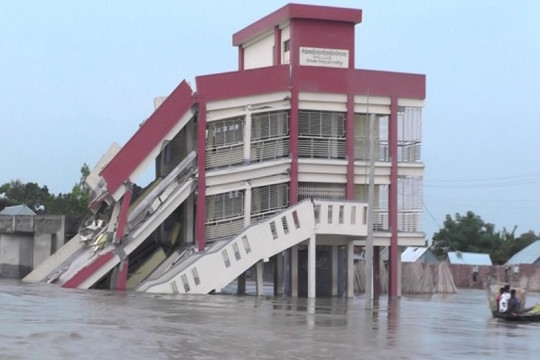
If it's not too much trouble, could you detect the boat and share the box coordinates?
[487,282,540,322]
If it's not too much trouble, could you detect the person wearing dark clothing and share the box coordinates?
[508,289,521,315]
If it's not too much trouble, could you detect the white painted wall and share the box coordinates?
[244,33,274,70]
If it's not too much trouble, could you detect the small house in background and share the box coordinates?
[447,251,492,266]
[447,251,492,288]
[401,247,438,264]
[505,240,540,266]
[503,240,540,288]
[0,205,36,216]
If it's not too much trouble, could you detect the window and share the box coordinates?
[292,210,300,229]
[328,205,333,224]
[181,274,190,292]
[222,249,231,268]
[270,221,278,240]
[242,235,251,254]
[281,216,289,234]
[298,111,346,159]
[233,242,241,261]
[191,267,200,285]
[283,39,290,52]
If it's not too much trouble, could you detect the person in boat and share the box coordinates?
[495,287,504,312]
[508,289,521,315]
[498,285,511,313]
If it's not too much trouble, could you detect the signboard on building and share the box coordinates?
[299,47,349,68]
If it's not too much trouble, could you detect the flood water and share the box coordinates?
[1,279,539,360]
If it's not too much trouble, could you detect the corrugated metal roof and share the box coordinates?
[447,251,492,265]
[505,240,540,265]
[401,247,429,263]
[0,204,36,215]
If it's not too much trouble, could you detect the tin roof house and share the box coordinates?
[506,241,540,265]
[447,251,492,266]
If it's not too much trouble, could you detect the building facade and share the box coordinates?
[24,4,426,298]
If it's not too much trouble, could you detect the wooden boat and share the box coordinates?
[487,282,540,322]
[491,305,540,322]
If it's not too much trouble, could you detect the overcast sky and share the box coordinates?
[1,0,539,239]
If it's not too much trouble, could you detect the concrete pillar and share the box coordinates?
[243,107,252,163]
[237,272,246,295]
[373,246,381,296]
[256,261,264,296]
[244,185,252,228]
[331,245,338,296]
[397,246,402,297]
[273,252,284,296]
[184,194,195,245]
[291,245,298,297]
[0,233,33,278]
[33,233,52,269]
[346,241,354,298]
[308,235,316,298]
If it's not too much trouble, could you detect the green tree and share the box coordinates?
[431,211,502,262]
[0,180,51,210]
[0,164,90,217]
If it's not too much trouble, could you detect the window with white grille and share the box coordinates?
[298,182,345,201]
[205,190,245,241]
[397,107,422,163]
[354,184,389,231]
[206,116,244,169]
[354,114,389,161]
[251,111,290,163]
[298,111,346,159]
[397,175,423,232]
[251,183,289,221]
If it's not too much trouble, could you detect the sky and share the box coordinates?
[1,0,540,239]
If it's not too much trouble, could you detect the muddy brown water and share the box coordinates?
[1,279,539,359]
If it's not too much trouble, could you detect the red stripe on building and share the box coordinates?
[62,251,115,289]
[100,81,195,196]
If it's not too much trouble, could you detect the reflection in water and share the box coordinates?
[1,279,540,360]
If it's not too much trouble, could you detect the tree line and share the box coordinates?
[431,211,537,265]
[0,164,90,218]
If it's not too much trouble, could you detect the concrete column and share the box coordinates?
[373,246,381,296]
[240,184,252,294]
[56,216,66,248]
[308,235,316,298]
[237,272,246,295]
[273,252,284,296]
[33,233,52,269]
[256,261,264,296]
[291,245,298,297]
[331,245,338,296]
[346,241,354,298]
[244,184,252,228]
[243,108,252,163]
[397,246,402,297]
[0,233,33,278]
[184,194,195,245]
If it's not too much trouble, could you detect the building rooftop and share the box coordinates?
[447,251,492,266]
[233,3,363,46]
[505,240,540,265]
[0,204,36,216]
[401,247,430,263]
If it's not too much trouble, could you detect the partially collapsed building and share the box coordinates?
[24,3,426,297]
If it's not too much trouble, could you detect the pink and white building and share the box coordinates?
[24,4,425,298]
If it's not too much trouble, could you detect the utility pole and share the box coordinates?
[365,113,375,309]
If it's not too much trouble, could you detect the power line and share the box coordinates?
[424,173,540,188]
